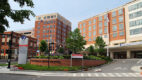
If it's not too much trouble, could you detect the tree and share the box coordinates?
[0,0,35,33]
[95,36,106,56]
[57,47,64,54]
[66,28,86,54]
[86,45,95,55]
[39,40,48,55]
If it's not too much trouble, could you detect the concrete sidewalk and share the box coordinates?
[0,66,142,77]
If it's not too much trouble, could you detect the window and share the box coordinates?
[129,19,142,27]
[104,27,108,33]
[93,37,96,40]
[51,16,53,18]
[113,25,117,31]
[47,30,49,33]
[93,25,96,29]
[89,21,91,25]
[104,35,107,38]
[112,11,116,17]
[38,17,41,20]
[128,2,142,12]
[99,29,102,34]
[37,35,40,38]
[47,16,50,19]
[104,21,107,26]
[43,26,46,28]
[104,14,107,20]
[43,30,46,33]
[99,22,102,27]
[38,22,40,25]
[113,33,117,37]
[93,19,96,23]
[37,26,40,29]
[130,27,142,35]
[99,16,102,21]
[119,31,124,36]
[88,38,92,41]
[89,26,91,31]
[37,31,40,34]
[50,25,53,28]
[89,32,91,37]
[112,18,117,24]
[83,33,85,37]
[119,23,124,30]
[93,31,96,35]
[119,9,123,15]
[44,16,46,19]
[83,23,85,26]
[119,16,123,22]
[129,11,142,19]
[47,25,49,28]
[83,28,85,32]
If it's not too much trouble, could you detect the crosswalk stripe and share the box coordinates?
[115,73,122,77]
[101,73,107,77]
[107,73,115,77]
[93,73,99,77]
[81,73,84,77]
[128,73,137,77]
[87,73,91,77]
[122,73,129,77]
[73,73,76,77]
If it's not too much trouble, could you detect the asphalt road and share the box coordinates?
[84,59,142,73]
[0,73,142,80]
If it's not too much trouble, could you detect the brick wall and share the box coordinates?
[30,58,106,67]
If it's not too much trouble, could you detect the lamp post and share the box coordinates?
[48,42,54,68]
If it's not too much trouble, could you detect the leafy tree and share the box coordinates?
[57,47,64,54]
[66,28,86,54]
[86,45,95,55]
[95,36,106,56]
[0,0,35,33]
[39,40,48,55]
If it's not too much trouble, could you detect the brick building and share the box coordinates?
[34,13,71,53]
[78,0,142,59]
[0,32,37,59]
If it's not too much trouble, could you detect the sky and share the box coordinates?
[7,0,132,31]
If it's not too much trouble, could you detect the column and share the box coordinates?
[127,50,131,59]
[110,52,114,59]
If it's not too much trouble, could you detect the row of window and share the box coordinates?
[112,9,123,17]
[130,27,142,35]
[129,18,142,27]
[129,11,142,19]
[112,16,124,24]
[37,25,56,29]
[128,2,142,12]
[38,15,56,20]
[112,23,124,32]
[112,31,124,38]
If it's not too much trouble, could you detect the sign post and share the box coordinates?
[71,54,83,68]
[18,35,28,64]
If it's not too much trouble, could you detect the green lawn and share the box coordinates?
[0,63,17,66]
[16,64,82,71]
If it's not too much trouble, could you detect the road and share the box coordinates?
[0,73,142,80]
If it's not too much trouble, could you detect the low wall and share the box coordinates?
[30,58,106,67]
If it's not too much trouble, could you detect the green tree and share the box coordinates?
[57,47,64,54]
[0,0,35,33]
[95,36,106,56]
[39,40,48,55]
[66,28,86,54]
[86,45,95,55]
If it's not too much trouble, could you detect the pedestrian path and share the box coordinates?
[0,66,142,77]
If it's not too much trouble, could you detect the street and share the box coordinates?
[0,73,142,80]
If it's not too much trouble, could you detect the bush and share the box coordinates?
[98,55,112,62]
[63,55,71,59]
[34,55,64,59]
[84,55,102,60]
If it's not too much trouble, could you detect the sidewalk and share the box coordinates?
[0,66,142,77]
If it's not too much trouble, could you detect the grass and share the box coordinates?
[0,63,17,66]
[16,63,82,71]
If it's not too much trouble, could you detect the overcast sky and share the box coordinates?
[7,0,132,31]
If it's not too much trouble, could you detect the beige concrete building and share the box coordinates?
[78,0,142,59]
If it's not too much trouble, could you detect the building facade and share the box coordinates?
[78,0,142,59]
[0,32,37,59]
[16,29,35,38]
[34,13,71,53]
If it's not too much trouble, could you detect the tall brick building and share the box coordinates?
[0,32,37,59]
[78,0,142,59]
[34,13,71,53]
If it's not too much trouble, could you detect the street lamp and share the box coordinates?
[48,42,54,68]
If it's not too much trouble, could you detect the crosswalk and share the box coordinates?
[42,73,142,77]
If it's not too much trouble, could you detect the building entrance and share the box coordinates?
[132,51,142,58]
[114,52,126,59]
